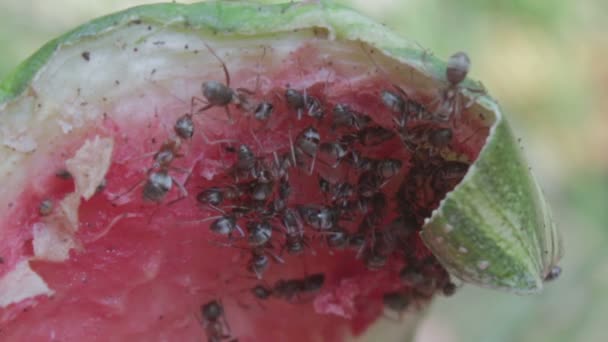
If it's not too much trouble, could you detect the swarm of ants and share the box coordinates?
[103,45,486,341]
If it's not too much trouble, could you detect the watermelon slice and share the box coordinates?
[0,2,561,341]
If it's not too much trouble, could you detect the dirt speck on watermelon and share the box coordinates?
[0,22,491,342]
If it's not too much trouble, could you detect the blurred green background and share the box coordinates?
[1,0,606,341]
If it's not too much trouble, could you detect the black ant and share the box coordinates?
[247,179,274,202]
[174,113,195,139]
[400,266,436,295]
[38,199,53,216]
[191,43,254,123]
[382,291,410,320]
[442,281,457,296]
[183,206,245,239]
[247,245,284,279]
[318,141,350,168]
[141,138,189,203]
[544,266,562,282]
[374,158,403,181]
[297,205,339,231]
[330,182,354,203]
[357,171,385,198]
[251,273,325,303]
[294,126,321,174]
[431,51,485,122]
[55,169,73,180]
[269,177,290,214]
[324,227,349,250]
[246,220,273,247]
[253,101,273,121]
[285,88,324,120]
[381,85,428,129]
[356,125,396,146]
[198,299,238,342]
[331,104,371,131]
[197,186,243,207]
[197,187,225,207]
[281,208,309,255]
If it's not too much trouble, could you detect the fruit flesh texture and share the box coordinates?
[0,32,490,341]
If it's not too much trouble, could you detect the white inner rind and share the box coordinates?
[0,260,53,307]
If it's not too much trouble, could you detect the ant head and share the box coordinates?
[174,114,194,139]
[446,51,471,85]
[544,265,562,282]
[201,299,223,321]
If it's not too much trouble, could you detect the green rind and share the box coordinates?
[421,105,562,293]
[0,1,561,294]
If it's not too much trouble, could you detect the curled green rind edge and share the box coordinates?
[0,1,561,294]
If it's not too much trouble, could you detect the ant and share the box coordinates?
[281,208,310,255]
[183,205,245,239]
[357,170,385,198]
[225,144,263,180]
[191,43,254,123]
[324,227,349,250]
[431,51,486,123]
[356,126,396,147]
[374,158,403,181]
[285,87,324,120]
[297,205,339,231]
[442,281,458,296]
[141,138,189,203]
[246,220,274,247]
[113,117,192,204]
[247,245,284,279]
[198,299,238,342]
[331,103,371,131]
[397,121,453,154]
[197,187,230,207]
[38,199,54,216]
[268,177,290,214]
[251,273,325,303]
[399,266,437,296]
[294,126,321,174]
[381,85,428,129]
[253,101,273,121]
[544,266,562,282]
[382,291,410,320]
[318,141,350,168]
[174,113,195,140]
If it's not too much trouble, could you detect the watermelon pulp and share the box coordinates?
[0,31,490,341]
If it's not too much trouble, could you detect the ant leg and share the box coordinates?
[234,223,245,237]
[268,250,285,264]
[236,87,255,95]
[191,96,209,115]
[90,212,143,242]
[178,214,224,226]
[167,176,189,206]
[288,130,297,168]
[224,106,234,124]
[382,309,405,323]
[203,42,231,88]
[308,151,317,176]
[199,129,238,146]
[121,151,158,164]
[250,126,264,153]
[196,103,215,116]
[111,177,146,204]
